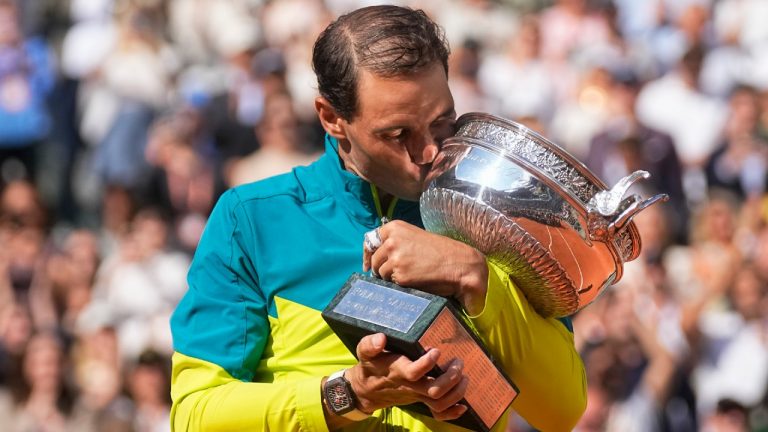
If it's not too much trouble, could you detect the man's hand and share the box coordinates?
[350,333,468,420]
[363,220,488,315]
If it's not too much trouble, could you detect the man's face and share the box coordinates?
[336,63,456,201]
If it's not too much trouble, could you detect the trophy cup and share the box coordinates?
[322,113,668,430]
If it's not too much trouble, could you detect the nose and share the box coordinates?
[410,135,440,165]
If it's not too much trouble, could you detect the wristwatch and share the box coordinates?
[323,369,370,421]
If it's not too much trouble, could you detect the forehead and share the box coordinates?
[354,63,453,126]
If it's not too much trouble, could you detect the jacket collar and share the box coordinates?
[307,134,420,227]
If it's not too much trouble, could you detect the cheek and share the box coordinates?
[361,141,409,172]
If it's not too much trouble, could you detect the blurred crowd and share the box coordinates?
[0,0,768,431]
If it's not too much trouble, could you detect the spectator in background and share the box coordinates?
[260,0,330,125]
[0,0,54,183]
[759,88,768,141]
[667,192,743,304]
[712,0,768,92]
[68,322,131,432]
[649,3,711,73]
[145,109,215,219]
[87,208,188,361]
[144,107,216,252]
[98,184,136,258]
[5,332,73,432]
[478,15,554,123]
[750,224,768,284]
[687,262,768,418]
[448,38,491,116]
[700,0,751,98]
[92,2,178,194]
[44,229,100,334]
[576,287,677,432]
[0,180,52,327]
[43,0,113,225]
[169,0,260,67]
[0,304,32,389]
[701,398,750,432]
[705,85,768,200]
[202,14,264,175]
[637,44,728,204]
[226,91,319,187]
[1,178,47,230]
[549,66,614,159]
[126,350,171,432]
[538,0,613,67]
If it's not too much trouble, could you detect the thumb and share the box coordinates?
[356,333,387,361]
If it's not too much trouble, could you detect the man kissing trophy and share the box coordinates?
[323,112,668,431]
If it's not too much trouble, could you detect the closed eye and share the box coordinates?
[383,129,408,142]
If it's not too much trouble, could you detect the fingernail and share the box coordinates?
[373,333,385,349]
[453,358,463,370]
[458,404,468,415]
[428,348,440,361]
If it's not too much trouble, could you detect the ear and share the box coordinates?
[315,97,347,140]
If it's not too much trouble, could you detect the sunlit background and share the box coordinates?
[1,0,767,431]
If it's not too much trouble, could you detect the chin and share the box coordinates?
[383,178,426,202]
[400,185,425,202]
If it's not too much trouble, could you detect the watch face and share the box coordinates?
[326,378,353,413]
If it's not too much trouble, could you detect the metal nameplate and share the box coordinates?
[333,280,429,333]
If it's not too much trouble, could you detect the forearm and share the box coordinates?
[171,352,330,432]
[630,316,676,402]
[466,262,587,432]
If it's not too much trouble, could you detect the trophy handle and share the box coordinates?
[608,193,669,233]
[588,171,650,216]
[587,171,669,242]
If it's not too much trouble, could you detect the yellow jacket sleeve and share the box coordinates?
[467,261,587,432]
[170,352,329,432]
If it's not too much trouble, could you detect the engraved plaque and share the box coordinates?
[332,281,430,333]
[322,273,518,432]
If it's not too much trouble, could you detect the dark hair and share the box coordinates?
[312,5,450,121]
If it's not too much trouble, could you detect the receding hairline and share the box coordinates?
[312,5,450,120]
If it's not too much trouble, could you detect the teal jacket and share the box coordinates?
[170,135,586,431]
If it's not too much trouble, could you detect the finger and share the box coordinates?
[430,403,468,422]
[370,240,395,280]
[424,376,469,414]
[363,245,372,272]
[395,348,440,382]
[424,358,463,399]
[356,333,387,361]
[376,259,395,282]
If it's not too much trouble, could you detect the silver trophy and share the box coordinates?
[420,113,668,318]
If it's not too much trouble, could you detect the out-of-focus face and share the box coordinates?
[731,267,763,320]
[129,364,167,405]
[0,5,20,46]
[23,334,63,393]
[332,63,456,201]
